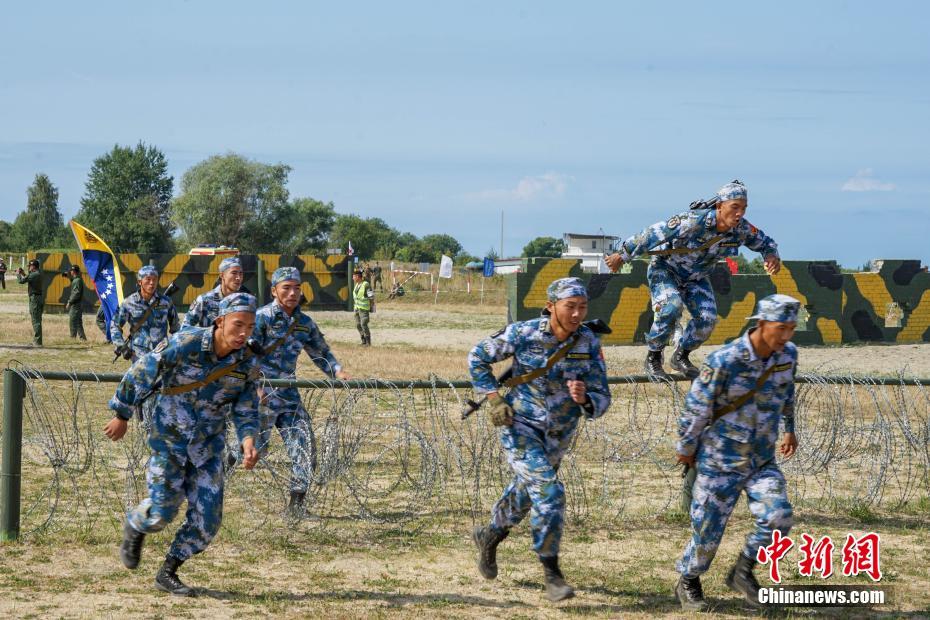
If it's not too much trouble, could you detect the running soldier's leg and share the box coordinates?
[127,448,187,533]
[742,463,794,560]
[680,277,718,351]
[645,265,686,351]
[676,469,745,577]
[167,451,225,561]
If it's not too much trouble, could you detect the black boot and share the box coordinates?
[675,575,707,611]
[540,555,575,602]
[644,349,670,381]
[119,519,145,569]
[472,526,508,579]
[726,552,762,606]
[155,555,196,597]
[670,347,700,379]
[287,490,306,517]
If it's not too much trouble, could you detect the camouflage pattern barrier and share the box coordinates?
[31,252,352,314]
[509,258,930,345]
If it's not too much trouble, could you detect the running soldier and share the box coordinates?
[251,267,350,515]
[674,294,800,610]
[605,180,781,380]
[468,277,611,602]
[103,293,261,596]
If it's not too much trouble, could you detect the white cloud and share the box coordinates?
[841,169,896,192]
[465,172,573,203]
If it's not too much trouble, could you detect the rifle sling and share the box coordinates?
[648,234,726,257]
[162,351,254,396]
[262,320,298,356]
[127,297,159,339]
[502,332,582,388]
[710,362,786,423]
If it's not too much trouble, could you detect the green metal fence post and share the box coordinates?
[1,369,25,541]
[256,259,267,307]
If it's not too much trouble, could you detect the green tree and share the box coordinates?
[283,197,336,254]
[77,143,175,253]
[420,233,462,262]
[521,236,565,258]
[485,247,500,260]
[0,220,13,251]
[731,253,766,275]
[330,214,403,259]
[172,154,291,253]
[9,174,67,251]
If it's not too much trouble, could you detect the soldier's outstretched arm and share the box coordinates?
[740,220,780,274]
[108,342,181,419]
[610,212,699,263]
[303,318,344,379]
[468,325,518,394]
[229,375,260,465]
[677,360,727,458]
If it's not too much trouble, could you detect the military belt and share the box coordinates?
[502,332,582,388]
[647,234,726,257]
[262,321,298,356]
[161,357,251,396]
[710,361,791,422]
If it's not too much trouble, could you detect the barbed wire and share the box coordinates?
[5,364,928,541]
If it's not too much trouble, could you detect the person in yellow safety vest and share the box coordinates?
[352,269,374,346]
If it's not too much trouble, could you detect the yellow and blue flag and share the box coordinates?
[69,220,124,341]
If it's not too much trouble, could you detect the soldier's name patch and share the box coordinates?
[294,326,310,333]
[720,242,739,247]
[227,371,247,380]
[566,353,592,360]
[773,363,793,372]
[667,215,681,229]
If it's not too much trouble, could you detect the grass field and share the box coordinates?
[1,286,928,618]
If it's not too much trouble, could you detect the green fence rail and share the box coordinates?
[1,367,926,541]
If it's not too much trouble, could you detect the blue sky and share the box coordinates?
[1,1,928,265]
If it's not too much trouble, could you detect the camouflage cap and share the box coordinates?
[547,277,588,302]
[748,293,801,323]
[217,292,257,318]
[138,265,158,279]
[219,256,242,273]
[272,266,301,286]
[716,179,748,202]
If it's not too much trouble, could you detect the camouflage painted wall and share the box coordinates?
[32,253,351,314]
[509,258,930,345]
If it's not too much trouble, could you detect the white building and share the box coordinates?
[561,232,619,273]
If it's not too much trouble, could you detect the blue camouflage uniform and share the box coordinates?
[182,257,243,329]
[110,293,260,562]
[468,278,611,558]
[110,290,180,361]
[253,269,343,492]
[611,181,779,352]
[676,294,800,577]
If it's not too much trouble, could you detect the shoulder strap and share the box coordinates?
[162,350,254,396]
[710,361,788,422]
[262,320,299,356]
[648,234,726,257]
[503,332,582,388]
[127,299,157,338]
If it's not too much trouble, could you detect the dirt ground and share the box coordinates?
[0,288,927,618]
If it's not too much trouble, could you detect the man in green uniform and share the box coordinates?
[17,259,43,346]
[66,265,87,340]
[352,268,374,346]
